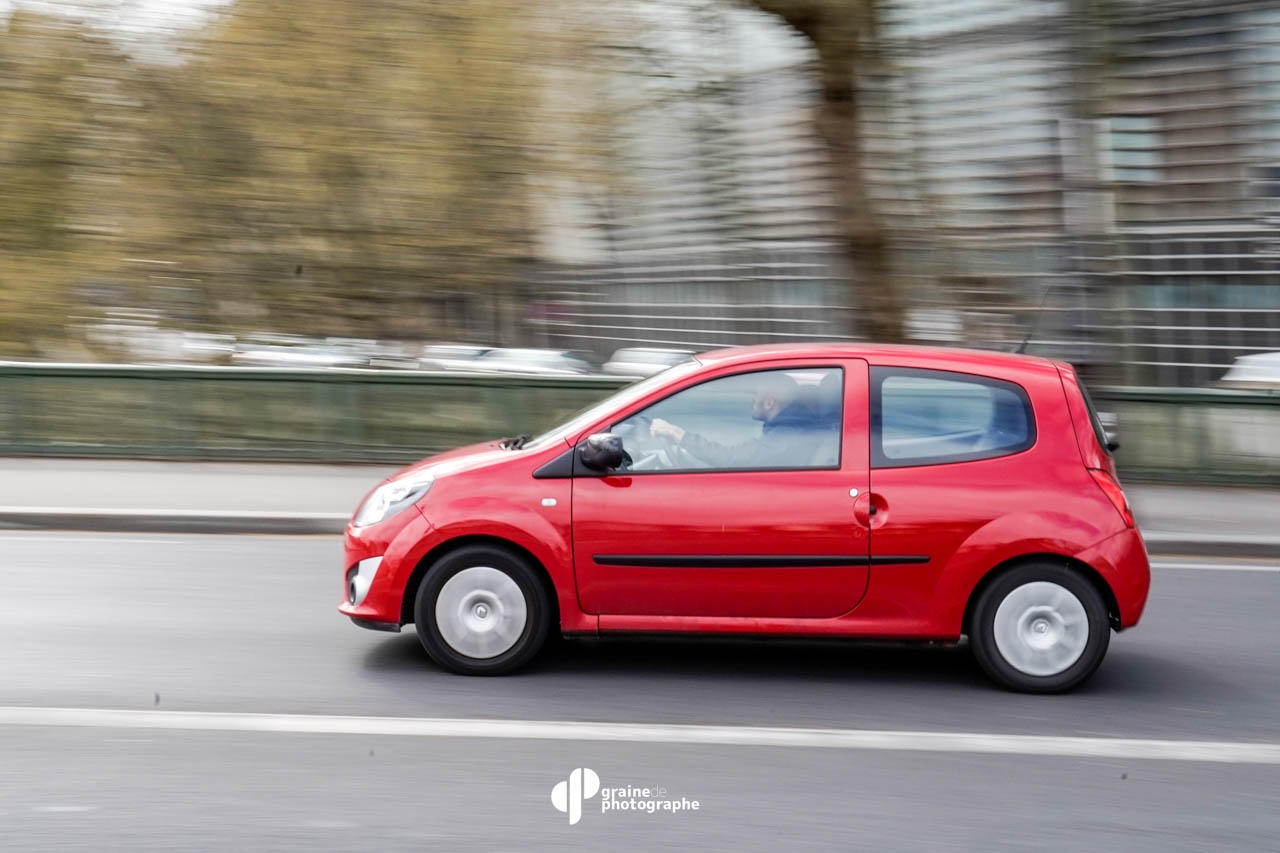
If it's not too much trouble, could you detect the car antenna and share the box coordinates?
[1013,276,1061,354]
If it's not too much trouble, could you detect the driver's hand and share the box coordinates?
[650,418,686,442]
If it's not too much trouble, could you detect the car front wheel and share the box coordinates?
[414,545,551,675]
[970,563,1111,693]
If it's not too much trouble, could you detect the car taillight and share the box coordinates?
[1089,468,1134,528]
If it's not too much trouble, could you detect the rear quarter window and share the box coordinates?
[1077,380,1114,457]
[871,367,1036,467]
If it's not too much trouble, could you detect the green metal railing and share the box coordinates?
[1086,386,1280,485]
[0,363,624,463]
[1,363,1277,483]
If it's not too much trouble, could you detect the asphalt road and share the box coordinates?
[2,532,1279,851]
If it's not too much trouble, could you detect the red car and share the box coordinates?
[340,344,1150,693]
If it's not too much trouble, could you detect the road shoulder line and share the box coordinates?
[2,707,1279,764]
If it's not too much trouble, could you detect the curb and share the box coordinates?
[0,508,349,536]
[1140,532,1280,560]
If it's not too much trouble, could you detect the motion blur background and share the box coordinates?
[3,7,1280,851]
[1,0,1277,479]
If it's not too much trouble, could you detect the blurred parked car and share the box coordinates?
[418,344,493,371]
[173,332,237,363]
[232,337,368,368]
[1219,352,1280,389]
[1214,352,1279,459]
[328,338,417,369]
[602,347,694,378]
[464,347,597,375]
[83,312,235,364]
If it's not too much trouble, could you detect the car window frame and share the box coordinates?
[599,364,847,476]
[1076,379,1114,458]
[870,366,1037,469]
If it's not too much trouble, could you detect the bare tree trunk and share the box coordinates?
[748,0,904,341]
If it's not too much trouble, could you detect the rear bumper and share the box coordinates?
[1074,527,1151,630]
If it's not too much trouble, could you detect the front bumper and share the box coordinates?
[338,505,435,627]
[349,616,401,633]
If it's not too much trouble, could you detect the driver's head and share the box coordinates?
[751,373,799,422]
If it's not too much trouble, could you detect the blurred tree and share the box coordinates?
[0,12,135,357]
[744,0,904,341]
[118,0,597,341]
[2,0,892,352]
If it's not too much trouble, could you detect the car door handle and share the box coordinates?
[854,492,888,528]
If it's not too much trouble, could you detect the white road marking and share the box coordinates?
[2,707,1280,765]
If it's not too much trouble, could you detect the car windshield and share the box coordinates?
[523,358,702,450]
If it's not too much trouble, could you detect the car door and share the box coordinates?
[571,360,870,618]
[860,365,1040,620]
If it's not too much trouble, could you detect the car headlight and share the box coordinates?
[353,472,435,527]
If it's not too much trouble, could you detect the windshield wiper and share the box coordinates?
[500,434,530,450]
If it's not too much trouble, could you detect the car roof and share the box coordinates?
[694,342,1063,374]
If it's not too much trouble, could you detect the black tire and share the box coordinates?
[413,545,551,676]
[969,562,1111,694]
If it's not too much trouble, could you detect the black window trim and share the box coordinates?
[1076,378,1114,458]
[870,366,1037,469]
[594,364,847,477]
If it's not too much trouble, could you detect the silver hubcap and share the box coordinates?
[992,581,1089,677]
[435,567,527,659]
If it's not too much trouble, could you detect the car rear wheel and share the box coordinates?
[414,545,551,675]
[970,563,1111,693]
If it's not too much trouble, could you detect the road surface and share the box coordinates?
[1,532,1277,851]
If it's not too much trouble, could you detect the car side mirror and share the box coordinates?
[580,433,625,471]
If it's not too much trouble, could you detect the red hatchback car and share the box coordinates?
[340,344,1150,693]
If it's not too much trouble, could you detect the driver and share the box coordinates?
[650,373,814,469]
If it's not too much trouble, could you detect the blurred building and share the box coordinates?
[872,0,1280,385]
[535,0,1280,386]
[532,1,855,355]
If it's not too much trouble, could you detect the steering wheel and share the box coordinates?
[654,428,712,469]
[630,414,654,442]
[617,415,665,470]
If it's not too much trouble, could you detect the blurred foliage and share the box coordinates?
[0,12,136,356]
[0,0,898,358]
[133,0,579,339]
[0,1,610,356]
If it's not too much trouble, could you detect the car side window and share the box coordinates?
[612,367,843,472]
[871,367,1034,467]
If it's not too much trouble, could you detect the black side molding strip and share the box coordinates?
[594,554,931,569]
[870,555,931,566]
